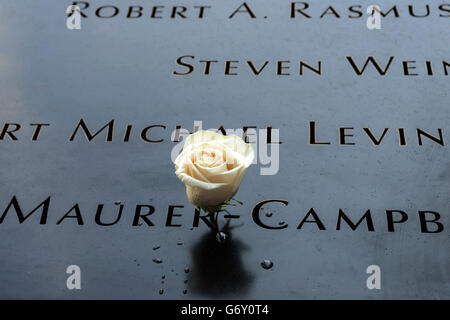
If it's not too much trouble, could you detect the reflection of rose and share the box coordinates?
[175,130,254,207]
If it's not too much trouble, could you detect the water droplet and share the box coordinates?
[171,269,174,272]
[183,289,187,294]
[177,242,183,246]
[278,220,285,225]
[137,263,140,267]
[161,275,165,279]
[114,201,121,205]
[216,232,227,243]
[265,212,273,217]
[184,267,190,274]
[152,258,163,264]
[159,289,164,295]
[161,281,164,284]
[153,245,160,250]
[184,279,188,284]
[260,259,274,270]
[190,228,194,231]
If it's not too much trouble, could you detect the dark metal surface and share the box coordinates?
[0,0,449,299]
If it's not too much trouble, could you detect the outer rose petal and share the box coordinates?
[175,171,227,190]
[230,167,248,194]
[186,184,236,207]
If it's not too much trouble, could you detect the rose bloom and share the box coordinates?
[175,130,254,208]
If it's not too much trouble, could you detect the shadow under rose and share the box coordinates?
[188,222,254,297]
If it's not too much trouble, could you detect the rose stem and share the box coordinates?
[207,211,219,233]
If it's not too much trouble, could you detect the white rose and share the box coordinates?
[174,130,254,208]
